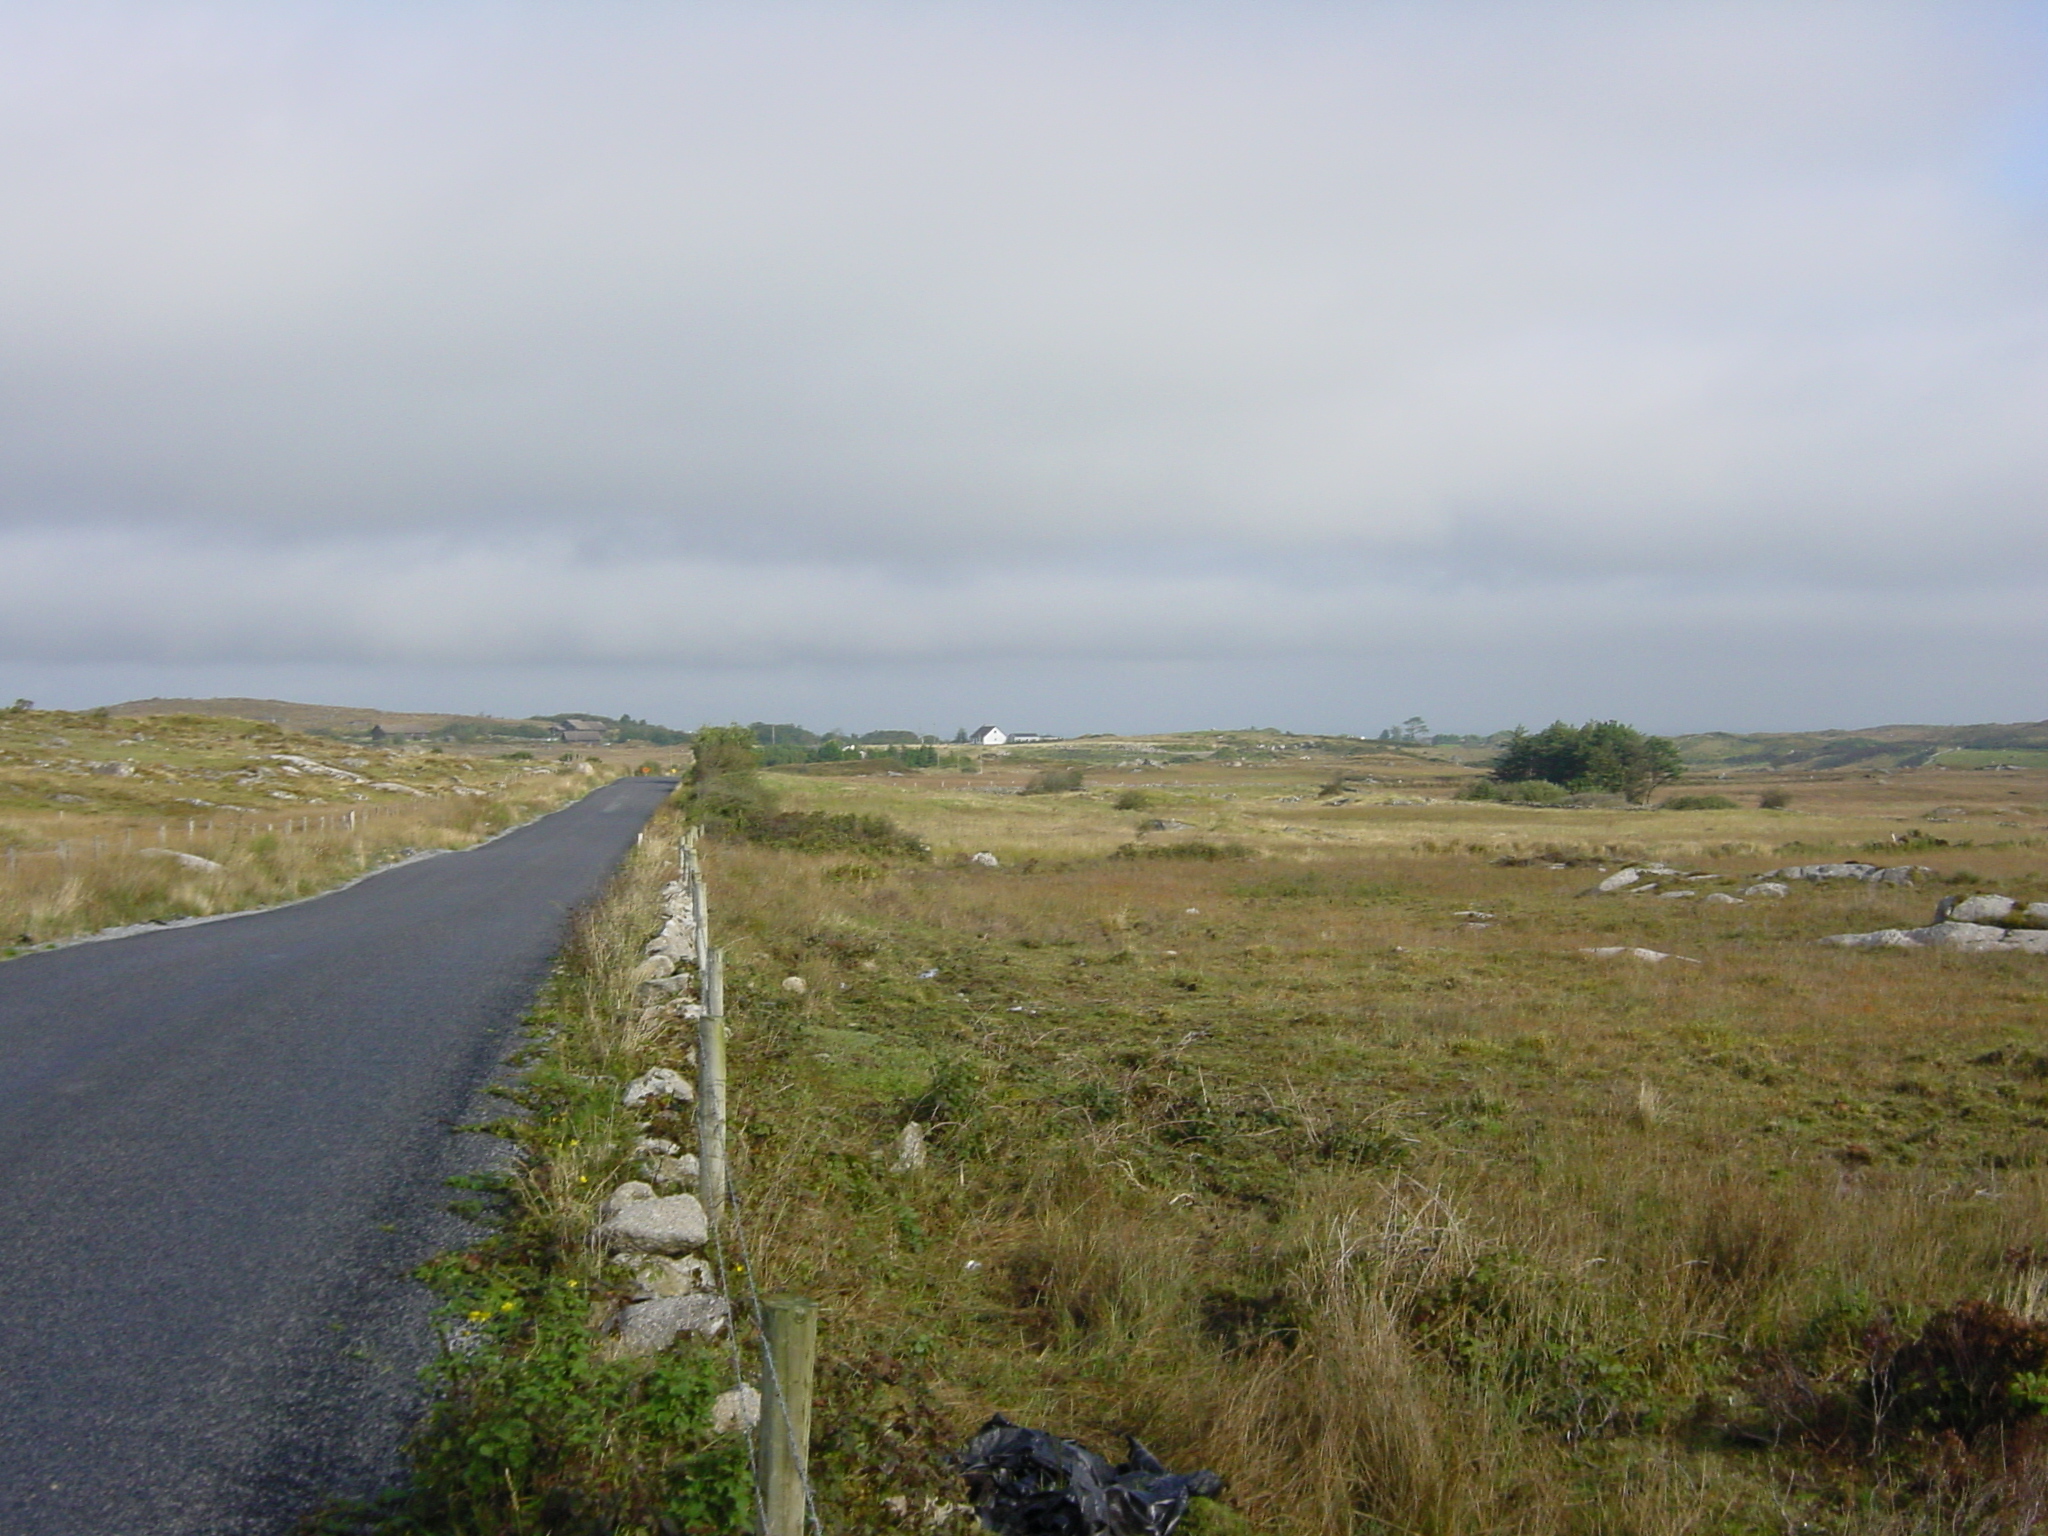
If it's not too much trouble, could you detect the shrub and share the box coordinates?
[1112,789,1153,810]
[720,806,928,859]
[1758,789,1794,810]
[1112,840,1254,861]
[1872,1300,2048,1438]
[1021,767,1085,795]
[1460,779,1569,805]
[1661,794,1738,811]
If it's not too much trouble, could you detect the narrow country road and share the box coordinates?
[0,777,675,1535]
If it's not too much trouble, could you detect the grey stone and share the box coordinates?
[623,1067,694,1107]
[1704,893,1744,905]
[781,975,808,995]
[598,1192,708,1254]
[712,1384,762,1434]
[1906,922,2010,951]
[630,955,676,984]
[1594,868,1643,893]
[1768,863,1879,882]
[1742,882,1789,898]
[635,1137,682,1158]
[1580,946,1700,963]
[88,761,136,777]
[1943,895,2017,924]
[1821,929,1919,949]
[1658,890,1696,900]
[1868,866,1930,886]
[619,1253,714,1298]
[969,851,1000,867]
[601,1181,657,1218]
[141,847,225,873]
[2029,903,2048,925]
[2001,930,2048,954]
[607,1293,731,1356]
[643,1154,699,1188]
[890,1121,928,1173]
[635,974,692,1004]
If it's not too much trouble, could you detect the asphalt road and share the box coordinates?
[0,777,675,1535]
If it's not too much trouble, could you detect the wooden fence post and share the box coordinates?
[698,947,728,1224]
[758,1295,818,1536]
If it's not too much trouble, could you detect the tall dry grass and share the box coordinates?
[1,775,587,949]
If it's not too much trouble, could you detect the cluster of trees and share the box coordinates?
[745,721,969,769]
[1488,720,1683,803]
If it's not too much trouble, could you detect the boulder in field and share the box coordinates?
[141,848,225,873]
[1937,894,2017,924]
[1820,929,1920,949]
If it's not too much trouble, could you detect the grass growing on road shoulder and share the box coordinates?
[312,800,752,1536]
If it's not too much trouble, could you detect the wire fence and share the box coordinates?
[672,830,826,1536]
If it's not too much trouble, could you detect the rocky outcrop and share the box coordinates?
[1823,893,2048,955]
[1765,862,1930,885]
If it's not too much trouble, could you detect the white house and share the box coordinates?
[968,725,1008,746]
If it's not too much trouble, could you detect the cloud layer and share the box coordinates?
[3,2,2045,731]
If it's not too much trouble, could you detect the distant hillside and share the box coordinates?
[105,697,539,737]
[1675,720,2048,772]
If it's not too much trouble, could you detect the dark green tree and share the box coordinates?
[1491,720,1682,803]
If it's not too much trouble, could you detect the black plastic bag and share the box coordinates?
[956,1414,1224,1536]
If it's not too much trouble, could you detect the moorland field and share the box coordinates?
[673,739,2048,1532]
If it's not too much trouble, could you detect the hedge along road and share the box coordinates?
[0,775,677,1536]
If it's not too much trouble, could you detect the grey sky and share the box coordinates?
[3,2,2044,735]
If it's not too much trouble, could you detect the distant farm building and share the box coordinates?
[968,725,1008,746]
[552,717,610,745]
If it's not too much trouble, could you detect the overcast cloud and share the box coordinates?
[2,1,2044,735]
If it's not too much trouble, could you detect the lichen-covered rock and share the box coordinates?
[598,1192,708,1254]
[618,1253,715,1299]
[601,1181,657,1218]
[1911,921,2012,952]
[891,1121,928,1173]
[1821,928,1919,949]
[643,1153,699,1188]
[712,1384,762,1434]
[1743,882,1789,898]
[623,1067,694,1107]
[606,1292,731,1356]
[1938,894,2017,924]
